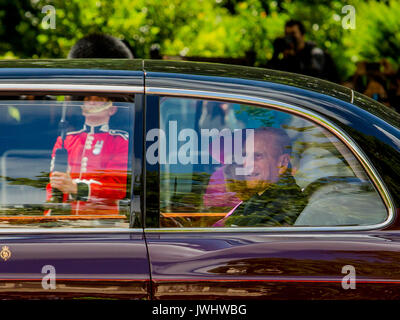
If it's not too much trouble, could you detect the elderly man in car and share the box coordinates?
[217,127,307,227]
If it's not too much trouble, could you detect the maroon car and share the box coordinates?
[0,59,399,300]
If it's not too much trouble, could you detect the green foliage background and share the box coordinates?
[1,0,399,81]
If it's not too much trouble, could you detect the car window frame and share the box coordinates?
[144,87,395,232]
[0,84,145,234]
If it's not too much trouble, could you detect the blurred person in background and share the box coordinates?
[267,19,339,83]
[344,60,398,111]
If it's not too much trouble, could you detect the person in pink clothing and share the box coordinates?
[203,166,241,208]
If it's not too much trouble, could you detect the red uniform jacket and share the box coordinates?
[46,124,129,215]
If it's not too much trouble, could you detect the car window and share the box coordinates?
[155,97,387,228]
[0,94,134,228]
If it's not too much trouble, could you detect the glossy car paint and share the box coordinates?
[0,60,398,299]
[0,233,150,299]
[144,231,400,299]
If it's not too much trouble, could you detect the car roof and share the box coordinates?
[0,58,351,100]
[143,59,353,102]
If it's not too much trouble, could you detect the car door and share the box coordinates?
[0,82,150,299]
[143,89,400,300]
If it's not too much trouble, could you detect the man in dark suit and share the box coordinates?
[223,127,307,227]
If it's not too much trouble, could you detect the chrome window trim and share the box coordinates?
[0,84,143,93]
[0,83,144,234]
[0,228,142,234]
[145,86,395,232]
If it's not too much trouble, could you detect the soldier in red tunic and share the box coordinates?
[46,96,129,215]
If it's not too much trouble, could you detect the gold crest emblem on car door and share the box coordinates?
[0,246,11,261]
